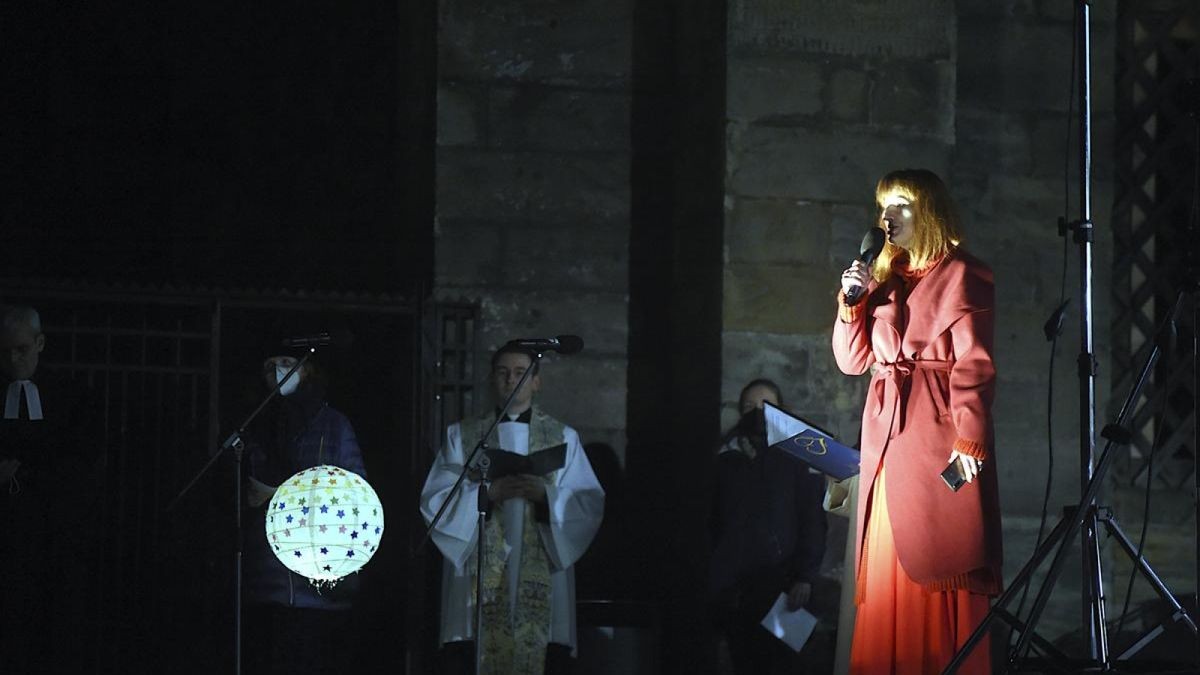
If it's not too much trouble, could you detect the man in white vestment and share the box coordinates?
[421,343,605,675]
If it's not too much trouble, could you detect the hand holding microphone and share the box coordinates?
[841,228,886,305]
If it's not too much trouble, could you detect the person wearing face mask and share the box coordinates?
[709,378,828,675]
[834,169,1001,674]
[241,354,367,675]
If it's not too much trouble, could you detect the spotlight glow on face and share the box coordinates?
[265,465,384,584]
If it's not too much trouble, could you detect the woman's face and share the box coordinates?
[879,190,916,249]
[739,384,780,415]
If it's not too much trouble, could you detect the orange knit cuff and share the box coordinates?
[837,291,864,323]
[953,437,988,461]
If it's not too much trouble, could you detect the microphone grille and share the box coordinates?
[860,228,886,264]
[554,335,584,355]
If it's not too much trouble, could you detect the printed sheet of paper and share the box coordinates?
[759,592,818,653]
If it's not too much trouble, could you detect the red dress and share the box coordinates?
[833,250,1003,674]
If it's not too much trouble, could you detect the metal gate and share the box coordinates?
[0,279,478,673]
[1113,1,1198,513]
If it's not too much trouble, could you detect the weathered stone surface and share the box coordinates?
[966,174,1067,244]
[488,86,630,152]
[463,289,629,358]
[1037,0,1117,24]
[957,20,1073,113]
[440,0,632,88]
[727,58,823,121]
[870,59,956,141]
[499,219,629,290]
[955,108,1034,175]
[434,219,504,287]
[536,355,627,437]
[437,83,485,147]
[729,0,954,60]
[728,125,953,202]
[723,262,840,335]
[829,68,869,122]
[437,148,630,221]
[725,197,833,266]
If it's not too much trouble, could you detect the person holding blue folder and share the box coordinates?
[833,169,1002,674]
[709,378,828,675]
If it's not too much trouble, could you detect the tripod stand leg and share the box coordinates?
[1099,510,1199,661]
[1008,505,1102,666]
[1082,512,1111,666]
[943,514,1074,674]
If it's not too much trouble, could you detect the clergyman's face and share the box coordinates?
[1,323,44,381]
[492,352,540,411]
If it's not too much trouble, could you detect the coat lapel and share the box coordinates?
[894,249,993,357]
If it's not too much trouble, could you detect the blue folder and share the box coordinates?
[763,401,860,480]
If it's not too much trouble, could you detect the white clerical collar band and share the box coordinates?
[4,380,44,420]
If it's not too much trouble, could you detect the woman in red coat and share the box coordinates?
[833,169,1002,674]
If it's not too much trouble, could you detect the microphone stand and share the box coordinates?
[419,349,546,675]
[166,350,314,675]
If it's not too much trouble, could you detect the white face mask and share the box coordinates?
[275,364,302,396]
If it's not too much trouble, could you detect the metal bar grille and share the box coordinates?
[1,282,463,673]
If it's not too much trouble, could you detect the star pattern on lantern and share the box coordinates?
[265,464,384,583]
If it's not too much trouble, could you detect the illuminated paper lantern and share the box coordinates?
[265,465,384,583]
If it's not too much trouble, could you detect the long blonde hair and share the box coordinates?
[871,169,963,282]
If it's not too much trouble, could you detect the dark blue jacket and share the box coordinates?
[709,437,828,616]
[243,386,366,610]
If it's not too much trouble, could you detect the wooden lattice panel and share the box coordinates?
[1113,1,1198,503]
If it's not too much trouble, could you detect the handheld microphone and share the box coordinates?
[844,228,886,306]
[506,335,584,355]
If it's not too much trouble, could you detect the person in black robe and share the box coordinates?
[0,304,98,672]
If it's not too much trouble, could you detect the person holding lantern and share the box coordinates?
[241,353,368,675]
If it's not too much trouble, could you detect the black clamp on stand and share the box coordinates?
[166,349,315,675]
[1059,216,1096,244]
[420,349,547,675]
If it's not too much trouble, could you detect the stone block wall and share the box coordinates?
[723,0,957,442]
[434,0,632,456]
[723,0,1121,642]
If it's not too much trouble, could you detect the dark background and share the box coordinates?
[3,0,434,291]
[4,1,437,672]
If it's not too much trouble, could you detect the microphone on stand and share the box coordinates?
[844,228,886,306]
[506,335,584,355]
[281,329,354,349]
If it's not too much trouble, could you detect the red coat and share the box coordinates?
[833,248,1003,595]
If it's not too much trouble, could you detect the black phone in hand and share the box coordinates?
[940,460,967,491]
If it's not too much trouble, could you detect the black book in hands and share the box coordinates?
[484,443,567,479]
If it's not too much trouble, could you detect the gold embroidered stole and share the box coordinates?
[460,407,564,675]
